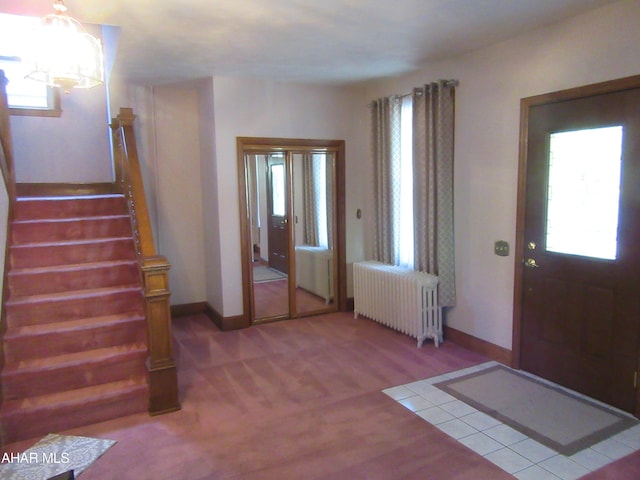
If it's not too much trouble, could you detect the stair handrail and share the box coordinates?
[0,70,16,216]
[110,107,180,415]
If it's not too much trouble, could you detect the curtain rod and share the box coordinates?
[368,79,459,106]
[404,78,458,97]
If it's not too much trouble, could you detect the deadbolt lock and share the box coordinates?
[527,241,537,250]
[524,258,539,268]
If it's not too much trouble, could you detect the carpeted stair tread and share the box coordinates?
[14,194,128,221]
[2,343,148,375]
[1,383,147,444]
[9,236,137,270]
[8,258,138,276]
[9,235,134,249]
[1,345,147,401]
[11,215,134,244]
[7,259,140,297]
[2,312,146,363]
[12,214,130,227]
[5,284,142,307]
[1,378,147,413]
[0,381,148,446]
[5,290,144,330]
[4,312,145,339]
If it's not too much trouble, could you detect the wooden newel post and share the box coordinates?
[141,255,180,415]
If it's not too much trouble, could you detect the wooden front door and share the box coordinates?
[519,81,640,413]
[267,155,289,274]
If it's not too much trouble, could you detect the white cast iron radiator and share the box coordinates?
[353,260,442,347]
[295,245,333,303]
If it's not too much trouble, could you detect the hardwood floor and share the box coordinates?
[253,275,332,319]
[2,312,639,479]
[253,278,289,318]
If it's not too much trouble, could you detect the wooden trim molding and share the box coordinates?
[345,297,354,312]
[203,303,248,331]
[171,302,248,332]
[444,326,512,366]
[171,302,209,318]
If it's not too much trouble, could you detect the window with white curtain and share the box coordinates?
[313,153,329,249]
[393,95,414,268]
[371,80,457,306]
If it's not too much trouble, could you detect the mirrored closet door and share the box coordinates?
[238,138,346,324]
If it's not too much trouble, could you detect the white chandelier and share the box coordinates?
[26,0,104,92]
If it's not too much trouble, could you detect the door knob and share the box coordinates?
[524,258,539,268]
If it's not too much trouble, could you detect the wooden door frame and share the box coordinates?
[237,137,348,326]
[511,74,640,416]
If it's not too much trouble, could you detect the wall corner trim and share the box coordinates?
[171,302,249,331]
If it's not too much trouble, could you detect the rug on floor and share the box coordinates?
[0,433,116,479]
[253,265,287,282]
[435,365,638,455]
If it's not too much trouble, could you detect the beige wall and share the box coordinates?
[10,84,112,183]
[132,77,367,316]
[10,24,112,184]
[196,79,224,313]
[152,85,207,306]
[363,0,640,349]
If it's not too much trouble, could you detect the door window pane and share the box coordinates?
[546,126,623,260]
[271,163,285,217]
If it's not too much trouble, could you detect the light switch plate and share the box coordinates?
[494,240,509,256]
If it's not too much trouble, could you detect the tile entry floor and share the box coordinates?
[384,361,640,480]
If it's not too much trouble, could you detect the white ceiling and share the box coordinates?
[0,0,621,85]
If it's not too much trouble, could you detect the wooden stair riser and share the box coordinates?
[3,316,146,364]
[10,238,137,269]
[2,350,148,400]
[1,383,148,445]
[5,289,144,329]
[8,261,140,297]
[11,216,133,244]
[14,196,127,220]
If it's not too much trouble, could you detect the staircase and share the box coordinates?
[0,194,149,444]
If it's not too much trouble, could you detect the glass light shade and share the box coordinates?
[25,3,104,92]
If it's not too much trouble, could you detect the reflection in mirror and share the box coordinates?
[247,153,289,320]
[238,138,344,326]
[292,152,335,315]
